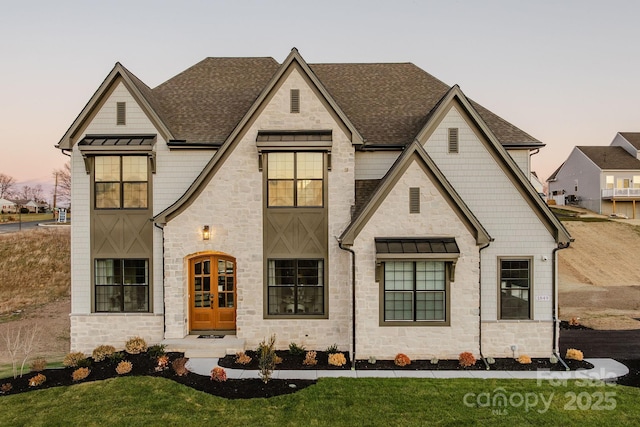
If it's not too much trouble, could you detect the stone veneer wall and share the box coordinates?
[481,321,554,358]
[163,68,355,351]
[70,314,164,354]
[352,160,481,360]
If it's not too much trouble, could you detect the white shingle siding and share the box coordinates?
[353,161,481,359]
[506,149,530,176]
[423,106,556,356]
[355,151,401,179]
[163,69,354,350]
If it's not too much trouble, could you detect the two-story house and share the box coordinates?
[548,132,640,217]
[57,49,570,362]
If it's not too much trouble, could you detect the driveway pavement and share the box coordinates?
[560,329,640,359]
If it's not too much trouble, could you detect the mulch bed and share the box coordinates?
[1,349,634,400]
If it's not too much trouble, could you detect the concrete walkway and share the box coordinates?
[187,358,628,381]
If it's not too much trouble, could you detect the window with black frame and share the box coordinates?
[267,259,324,315]
[499,258,531,319]
[95,259,149,312]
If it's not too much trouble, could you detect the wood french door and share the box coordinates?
[189,254,236,331]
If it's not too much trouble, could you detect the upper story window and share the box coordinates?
[95,156,148,209]
[267,152,323,207]
[606,176,614,189]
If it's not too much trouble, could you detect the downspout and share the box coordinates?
[154,222,166,335]
[478,240,493,370]
[338,238,356,370]
[552,241,571,371]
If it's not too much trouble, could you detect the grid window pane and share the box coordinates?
[296,152,323,179]
[268,153,294,179]
[268,181,294,206]
[95,259,149,312]
[267,259,324,315]
[123,183,148,208]
[96,183,121,208]
[384,261,447,322]
[122,157,147,181]
[500,259,531,319]
[95,157,120,182]
[297,180,322,206]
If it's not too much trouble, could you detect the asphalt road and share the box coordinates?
[560,329,640,359]
[0,219,58,234]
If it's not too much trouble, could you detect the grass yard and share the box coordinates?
[0,228,70,317]
[0,376,638,426]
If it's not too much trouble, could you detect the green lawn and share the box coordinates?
[0,376,638,426]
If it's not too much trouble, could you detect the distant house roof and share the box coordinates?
[620,132,640,150]
[578,146,640,170]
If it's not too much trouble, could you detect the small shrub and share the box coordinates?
[328,353,347,367]
[289,342,306,357]
[486,357,496,365]
[394,353,411,367]
[30,357,47,372]
[569,317,580,326]
[257,335,277,383]
[148,344,166,359]
[63,352,87,368]
[115,360,133,375]
[235,352,252,365]
[125,336,148,354]
[303,351,318,366]
[92,345,116,362]
[517,355,532,364]
[28,373,46,387]
[550,355,559,364]
[72,367,91,381]
[155,355,170,372]
[172,357,190,376]
[210,366,227,382]
[566,348,584,361]
[274,355,283,365]
[109,352,125,363]
[458,352,476,368]
[430,357,439,365]
[1,383,12,393]
[326,343,339,354]
[368,356,377,364]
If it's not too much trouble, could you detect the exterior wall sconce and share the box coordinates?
[202,225,210,240]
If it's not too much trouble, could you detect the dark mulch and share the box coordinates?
[559,320,593,330]
[218,350,351,370]
[0,352,314,400]
[355,357,592,371]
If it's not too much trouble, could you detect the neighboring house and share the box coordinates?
[0,198,16,214]
[548,132,640,217]
[56,49,570,361]
[530,172,545,197]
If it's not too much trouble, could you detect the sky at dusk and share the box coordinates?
[1,0,638,198]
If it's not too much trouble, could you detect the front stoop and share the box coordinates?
[162,335,245,358]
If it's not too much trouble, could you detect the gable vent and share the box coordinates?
[290,89,300,113]
[116,102,126,125]
[448,128,458,153]
[409,187,420,214]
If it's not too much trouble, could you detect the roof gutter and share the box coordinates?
[337,238,357,370]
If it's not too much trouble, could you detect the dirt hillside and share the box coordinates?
[559,221,640,330]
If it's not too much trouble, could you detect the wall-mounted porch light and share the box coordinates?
[202,225,210,240]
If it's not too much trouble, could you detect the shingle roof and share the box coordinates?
[141,58,540,147]
[620,133,640,150]
[578,146,640,170]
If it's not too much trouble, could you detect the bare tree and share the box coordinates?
[52,162,71,208]
[17,185,32,201]
[0,174,15,199]
[0,323,41,378]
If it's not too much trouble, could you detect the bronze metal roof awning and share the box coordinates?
[78,134,156,147]
[375,237,459,259]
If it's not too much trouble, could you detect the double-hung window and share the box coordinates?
[267,259,324,315]
[383,261,447,323]
[95,259,149,312]
[95,156,148,209]
[499,258,531,319]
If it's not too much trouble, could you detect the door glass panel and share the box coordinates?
[226,276,234,291]
[227,293,234,308]
[218,293,225,308]
[226,261,234,274]
[218,276,224,292]
[218,260,225,274]
[203,276,210,292]
[203,260,210,274]
[195,262,201,275]
[203,292,210,307]
[194,277,202,291]
[194,294,202,307]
